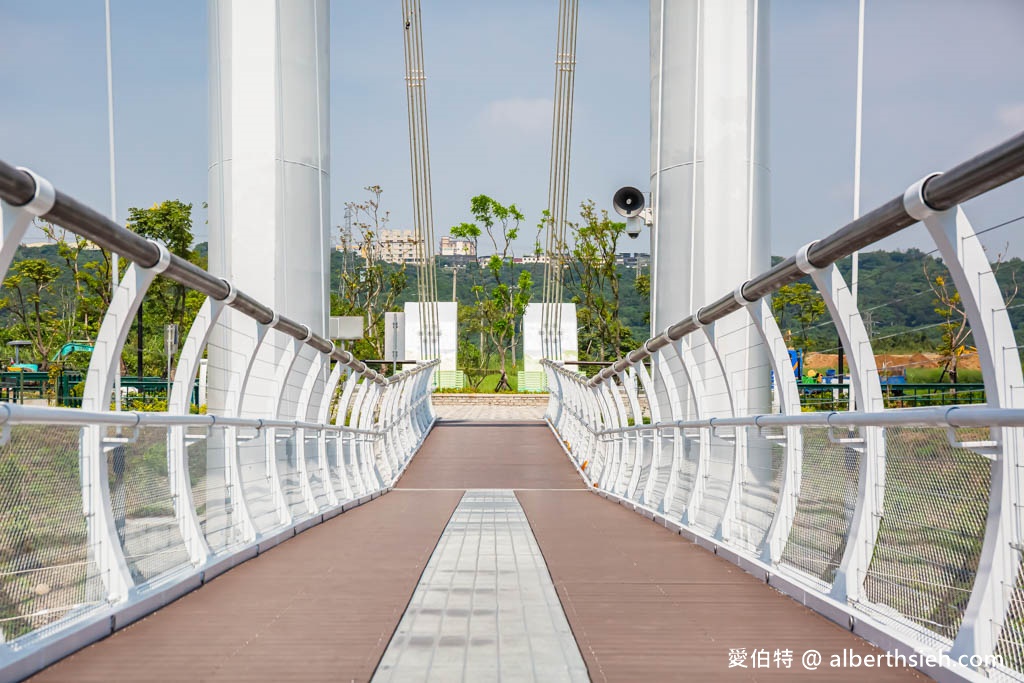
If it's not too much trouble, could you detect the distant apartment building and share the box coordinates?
[439,236,476,264]
[362,229,421,264]
[520,253,550,265]
[615,252,650,268]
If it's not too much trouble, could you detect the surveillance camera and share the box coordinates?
[625,216,642,239]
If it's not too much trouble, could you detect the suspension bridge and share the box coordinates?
[3,1,1024,681]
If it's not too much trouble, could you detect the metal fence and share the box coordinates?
[0,161,438,681]
[543,130,1024,682]
[0,371,201,409]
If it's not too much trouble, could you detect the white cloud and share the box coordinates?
[479,97,553,137]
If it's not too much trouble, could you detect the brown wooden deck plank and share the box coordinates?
[24,421,936,682]
[517,489,927,682]
[29,490,462,683]
[395,420,586,490]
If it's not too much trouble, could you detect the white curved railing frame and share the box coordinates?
[543,132,1024,682]
[0,164,439,682]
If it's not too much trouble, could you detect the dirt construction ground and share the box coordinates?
[803,351,980,372]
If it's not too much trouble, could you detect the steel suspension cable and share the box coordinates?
[554,0,579,357]
[401,0,439,361]
[401,0,424,359]
[541,0,567,358]
[413,6,439,358]
[542,0,579,361]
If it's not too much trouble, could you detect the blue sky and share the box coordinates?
[1,0,1022,258]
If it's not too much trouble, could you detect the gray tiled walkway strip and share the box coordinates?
[373,489,590,682]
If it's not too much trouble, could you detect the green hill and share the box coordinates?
[3,242,1022,363]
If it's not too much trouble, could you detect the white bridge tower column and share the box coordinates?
[650,0,770,416]
[207,0,331,418]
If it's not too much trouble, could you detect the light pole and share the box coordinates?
[105,0,122,411]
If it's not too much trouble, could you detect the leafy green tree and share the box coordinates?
[121,200,204,377]
[562,201,636,362]
[926,252,1018,383]
[456,337,488,391]
[38,223,111,338]
[0,259,62,364]
[450,195,535,391]
[771,282,826,351]
[332,186,408,358]
[126,201,196,330]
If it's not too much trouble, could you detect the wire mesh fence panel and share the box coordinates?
[326,433,351,502]
[781,427,860,587]
[995,561,1024,678]
[663,429,699,520]
[239,330,291,420]
[789,306,846,412]
[107,427,190,584]
[581,441,602,483]
[303,361,329,424]
[274,431,308,520]
[203,311,259,416]
[689,333,732,420]
[278,348,313,422]
[731,426,786,553]
[0,426,104,642]
[600,435,618,493]
[859,427,990,643]
[344,436,365,497]
[612,435,636,496]
[968,211,1024,386]
[645,434,673,510]
[304,432,329,510]
[631,432,654,502]
[236,430,279,534]
[714,311,774,418]
[366,436,384,488]
[187,428,240,554]
[693,430,737,535]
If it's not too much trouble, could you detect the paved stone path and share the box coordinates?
[373,490,588,683]
[432,402,547,422]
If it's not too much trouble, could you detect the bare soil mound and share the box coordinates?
[802,350,981,372]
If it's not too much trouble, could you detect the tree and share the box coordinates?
[123,200,203,377]
[771,282,826,351]
[926,251,1018,383]
[561,201,636,362]
[126,201,196,330]
[450,195,535,391]
[38,223,108,339]
[0,259,62,365]
[332,186,408,358]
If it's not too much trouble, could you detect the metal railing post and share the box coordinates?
[633,360,665,508]
[904,176,1024,667]
[793,246,886,605]
[80,248,169,602]
[617,367,645,499]
[741,296,803,565]
[166,296,228,567]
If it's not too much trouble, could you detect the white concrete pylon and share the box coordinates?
[649,0,770,425]
[207,0,331,421]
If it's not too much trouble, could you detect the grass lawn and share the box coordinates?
[438,371,550,394]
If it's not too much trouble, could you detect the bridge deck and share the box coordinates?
[29,419,924,682]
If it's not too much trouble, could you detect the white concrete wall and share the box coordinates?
[404,302,457,371]
[522,303,578,372]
